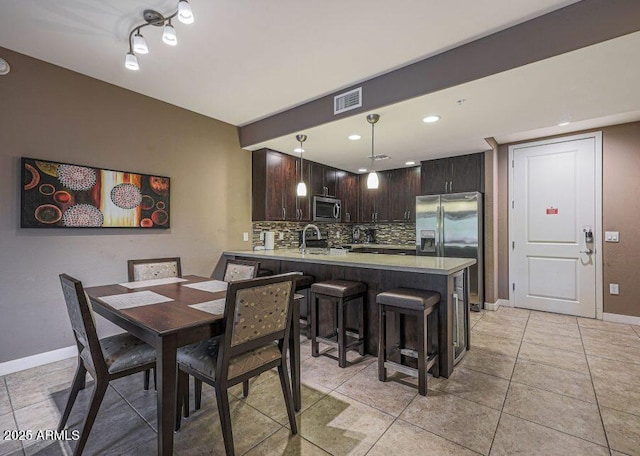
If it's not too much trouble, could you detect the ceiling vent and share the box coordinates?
[334,87,362,115]
[373,154,390,161]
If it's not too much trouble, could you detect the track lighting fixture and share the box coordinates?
[125,1,194,71]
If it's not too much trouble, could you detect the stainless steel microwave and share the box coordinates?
[313,196,341,222]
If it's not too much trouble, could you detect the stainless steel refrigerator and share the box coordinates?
[416,192,483,362]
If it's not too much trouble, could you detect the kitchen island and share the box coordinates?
[222,249,475,377]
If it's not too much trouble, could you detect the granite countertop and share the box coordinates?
[223,249,475,275]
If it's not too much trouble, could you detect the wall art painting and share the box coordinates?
[21,157,170,228]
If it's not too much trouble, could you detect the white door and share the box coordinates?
[509,134,601,318]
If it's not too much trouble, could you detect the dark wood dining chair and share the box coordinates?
[127,256,182,390]
[127,257,182,282]
[175,273,299,456]
[57,274,156,456]
[222,258,260,282]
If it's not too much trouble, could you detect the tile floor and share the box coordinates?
[2,306,640,455]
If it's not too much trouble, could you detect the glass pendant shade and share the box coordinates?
[125,52,140,70]
[132,33,148,54]
[162,23,178,46]
[178,0,194,24]
[366,171,379,189]
[296,182,307,197]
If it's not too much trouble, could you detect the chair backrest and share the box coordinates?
[223,259,260,282]
[220,273,298,361]
[59,274,106,375]
[127,257,182,281]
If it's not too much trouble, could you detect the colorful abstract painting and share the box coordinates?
[21,157,170,228]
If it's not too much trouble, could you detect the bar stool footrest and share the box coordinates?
[384,354,438,378]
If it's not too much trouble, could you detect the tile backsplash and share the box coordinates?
[252,221,416,249]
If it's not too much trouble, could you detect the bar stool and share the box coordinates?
[377,288,440,396]
[311,280,367,368]
[295,275,315,339]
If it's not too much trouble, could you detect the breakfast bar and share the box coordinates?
[222,249,475,377]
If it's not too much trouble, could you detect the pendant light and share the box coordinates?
[366,114,380,189]
[296,134,308,197]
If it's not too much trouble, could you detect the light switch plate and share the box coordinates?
[609,283,620,295]
[259,232,265,241]
[605,231,620,242]
[243,232,249,242]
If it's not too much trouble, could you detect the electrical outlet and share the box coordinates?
[605,231,620,242]
[259,231,265,241]
[279,232,284,241]
[609,283,620,295]
[243,232,249,242]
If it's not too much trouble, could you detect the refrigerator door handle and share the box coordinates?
[453,292,460,348]
[440,206,446,257]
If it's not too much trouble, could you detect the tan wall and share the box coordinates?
[0,48,252,362]
[496,122,640,318]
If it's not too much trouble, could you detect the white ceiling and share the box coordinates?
[2,1,639,173]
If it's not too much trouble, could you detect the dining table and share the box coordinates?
[84,275,301,456]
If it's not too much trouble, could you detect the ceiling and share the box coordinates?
[2,1,639,172]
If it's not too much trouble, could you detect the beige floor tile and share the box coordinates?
[299,353,373,391]
[583,338,640,364]
[434,367,509,410]
[525,319,582,339]
[174,398,281,456]
[503,382,606,446]
[458,347,516,380]
[580,327,640,348]
[527,311,578,326]
[470,330,521,358]
[241,370,329,426]
[229,370,280,399]
[244,427,330,456]
[490,413,609,456]
[368,419,478,456]
[496,307,531,319]
[480,312,529,328]
[0,412,22,456]
[335,363,417,417]
[518,342,589,374]
[400,389,500,455]
[634,325,640,337]
[578,318,639,336]
[0,381,11,417]
[587,355,640,388]
[511,359,596,403]
[6,361,79,410]
[298,390,394,456]
[601,406,640,456]
[472,320,525,341]
[522,327,584,354]
[592,376,640,417]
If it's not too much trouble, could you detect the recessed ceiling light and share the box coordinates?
[348,134,361,141]
[294,147,304,153]
[422,115,441,123]
[558,121,570,126]
[405,161,416,166]
[358,168,367,173]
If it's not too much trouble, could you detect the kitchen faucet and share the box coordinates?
[300,224,321,254]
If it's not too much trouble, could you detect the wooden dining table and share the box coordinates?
[84,275,301,456]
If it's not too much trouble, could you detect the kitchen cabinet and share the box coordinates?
[336,170,358,223]
[310,163,337,197]
[356,247,416,255]
[420,153,484,195]
[295,160,312,221]
[387,166,421,221]
[359,170,389,222]
[252,148,298,221]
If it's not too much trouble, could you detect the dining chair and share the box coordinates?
[127,257,182,282]
[127,256,181,390]
[222,258,260,282]
[175,273,298,456]
[57,274,156,456]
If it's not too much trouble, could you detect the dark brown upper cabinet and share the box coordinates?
[252,148,298,221]
[420,152,484,195]
[310,163,337,197]
[359,170,390,223]
[387,166,421,222]
[336,170,358,223]
[295,160,312,221]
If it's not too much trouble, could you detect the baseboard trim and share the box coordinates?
[484,301,500,311]
[0,345,77,376]
[603,312,640,326]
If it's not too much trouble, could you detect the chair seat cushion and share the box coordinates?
[86,333,155,374]
[295,275,315,291]
[177,337,281,381]
[376,288,440,311]
[311,280,366,298]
